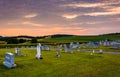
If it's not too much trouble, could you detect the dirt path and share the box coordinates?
[103,52,120,54]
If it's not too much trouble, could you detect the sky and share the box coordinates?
[0,0,120,36]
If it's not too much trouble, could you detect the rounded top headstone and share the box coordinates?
[38,43,41,46]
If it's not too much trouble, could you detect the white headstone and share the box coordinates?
[93,50,95,53]
[99,49,103,54]
[36,43,42,59]
[15,47,18,54]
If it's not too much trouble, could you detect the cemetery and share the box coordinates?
[0,0,120,76]
[0,39,120,77]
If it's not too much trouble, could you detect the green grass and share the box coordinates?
[0,47,120,77]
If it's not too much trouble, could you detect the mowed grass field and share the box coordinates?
[0,47,120,77]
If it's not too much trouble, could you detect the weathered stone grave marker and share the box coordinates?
[63,44,68,53]
[76,42,80,52]
[69,42,74,53]
[56,45,60,57]
[15,47,21,56]
[3,53,16,68]
[112,41,119,49]
[99,49,103,54]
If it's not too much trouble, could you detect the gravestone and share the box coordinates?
[56,45,60,57]
[93,42,99,48]
[63,44,68,53]
[69,42,74,53]
[93,50,95,53]
[15,47,18,54]
[99,41,102,46]
[99,49,103,54]
[17,50,21,56]
[104,40,110,46]
[112,41,119,48]
[90,50,95,55]
[56,51,60,57]
[45,45,50,51]
[3,53,16,68]
[15,47,21,56]
[76,42,80,52]
[36,43,43,59]
[86,43,90,48]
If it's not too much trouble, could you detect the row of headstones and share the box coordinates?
[41,40,119,50]
[101,40,119,48]
[41,42,104,57]
[13,41,119,57]
[3,43,104,68]
[86,40,119,49]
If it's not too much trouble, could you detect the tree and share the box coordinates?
[31,38,37,43]
[19,39,26,43]
[6,38,19,44]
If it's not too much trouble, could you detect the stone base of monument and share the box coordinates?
[56,54,60,57]
[3,61,16,68]
[36,56,43,59]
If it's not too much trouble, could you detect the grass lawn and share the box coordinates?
[0,48,120,77]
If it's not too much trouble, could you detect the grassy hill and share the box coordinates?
[39,35,120,43]
[0,33,120,45]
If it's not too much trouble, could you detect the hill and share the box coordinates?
[0,33,120,44]
[40,34,120,43]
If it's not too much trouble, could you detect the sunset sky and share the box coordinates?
[0,0,120,36]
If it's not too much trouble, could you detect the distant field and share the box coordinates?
[0,35,120,48]
[0,47,120,77]
[39,35,120,43]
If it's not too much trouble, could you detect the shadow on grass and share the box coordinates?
[86,54,103,59]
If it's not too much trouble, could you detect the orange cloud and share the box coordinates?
[64,3,106,8]
[63,1,120,8]
[24,13,38,18]
[84,6,120,16]
[0,27,87,36]
[22,21,44,27]
[62,14,79,19]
